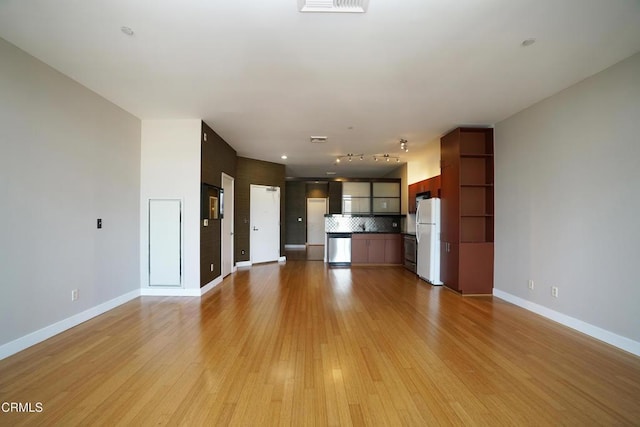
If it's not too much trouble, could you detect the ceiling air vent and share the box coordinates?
[310,136,328,143]
[298,0,369,13]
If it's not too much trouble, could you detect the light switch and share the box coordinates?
[297,217,303,222]
[97,219,102,229]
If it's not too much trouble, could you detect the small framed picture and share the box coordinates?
[209,196,218,219]
[219,188,224,219]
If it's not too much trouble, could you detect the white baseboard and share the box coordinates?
[0,289,141,361]
[493,289,640,357]
[237,258,285,267]
[200,275,223,295]
[140,287,201,297]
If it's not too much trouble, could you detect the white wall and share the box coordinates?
[140,119,201,294]
[494,52,640,349]
[406,138,441,232]
[407,138,440,184]
[0,38,141,351]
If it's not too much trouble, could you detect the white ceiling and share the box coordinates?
[1,0,639,178]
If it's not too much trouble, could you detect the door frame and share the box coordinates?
[221,172,235,277]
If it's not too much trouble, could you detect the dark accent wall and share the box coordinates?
[328,181,342,214]
[200,121,237,287]
[235,157,286,263]
[285,181,331,245]
[306,183,328,198]
[285,181,306,245]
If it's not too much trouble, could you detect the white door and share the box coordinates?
[149,199,181,287]
[250,184,280,264]
[306,198,327,245]
[222,173,234,277]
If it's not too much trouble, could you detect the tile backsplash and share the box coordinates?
[325,215,401,233]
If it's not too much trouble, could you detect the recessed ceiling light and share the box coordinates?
[521,38,536,47]
[281,155,287,160]
[121,26,134,36]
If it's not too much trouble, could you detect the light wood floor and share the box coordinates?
[1,261,639,426]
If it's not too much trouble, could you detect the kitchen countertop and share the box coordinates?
[326,231,401,234]
[324,214,405,217]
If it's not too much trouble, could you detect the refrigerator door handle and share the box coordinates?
[415,202,420,243]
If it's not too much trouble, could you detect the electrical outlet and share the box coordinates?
[528,280,534,290]
[71,289,79,301]
[241,250,245,255]
[551,286,559,298]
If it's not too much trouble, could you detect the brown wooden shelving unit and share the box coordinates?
[440,127,494,294]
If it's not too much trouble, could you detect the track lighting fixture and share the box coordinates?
[335,153,364,164]
[337,153,400,164]
[335,140,406,165]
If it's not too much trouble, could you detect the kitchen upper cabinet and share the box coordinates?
[440,127,494,294]
[340,180,401,214]
[408,175,441,213]
[430,175,441,198]
[408,184,418,213]
[351,233,402,264]
[342,182,371,214]
[372,182,400,214]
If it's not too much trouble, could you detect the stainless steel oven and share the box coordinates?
[403,234,417,273]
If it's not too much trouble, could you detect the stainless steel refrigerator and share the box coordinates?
[416,197,443,285]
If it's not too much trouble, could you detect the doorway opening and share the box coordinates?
[221,173,234,277]
[305,197,326,261]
